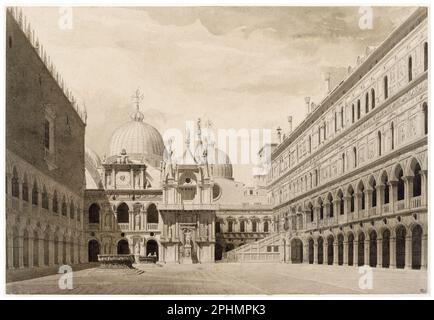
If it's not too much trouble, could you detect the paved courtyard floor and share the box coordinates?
[6,263,427,295]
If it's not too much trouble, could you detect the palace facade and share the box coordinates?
[227,7,428,270]
[6,8,87,280]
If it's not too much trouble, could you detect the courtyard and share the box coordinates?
[6,263,427,295]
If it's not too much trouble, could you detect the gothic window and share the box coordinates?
[378,131,382,156]
[371,89,376,109]
[357,100,361,120]
[44,119,50,150]
[52,191,58,213]
[349,187,355,213]
[147,203,159,223]
[371,179,377,208]
[319,199,324,220]
[413,163,422,197]
[342,153,345,173]
[263,221,269,233]
[353,147,357,168]
[32,180,38,205]
[42,186,48,209]
[308,135,311,153]
[117,203,129,223]
[352,104,355,123]
[340,107,344,127]
[22,175,29,202]
[318,127,321,144]
[423,103,428,135]
[365,92,369,113]
[70,202,75,219]
[240,220,245,232]
[323,123,326,140]
[408,56,413,82]
[228,220,233,233]
[252,221,257,232]
[397,168,405,201]
[391,122,395,150]
[61,198,67,216]
[360,184,366,210]
[384,76,389,99]
[11,167,19,198]
[424,42,428,72]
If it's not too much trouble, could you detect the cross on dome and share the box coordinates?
[130,88,145,122]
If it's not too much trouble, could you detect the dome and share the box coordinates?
[108,108,164,167]
[207,146,233,180]
[85,146,101,169]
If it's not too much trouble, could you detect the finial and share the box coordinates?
[131,88,144,111]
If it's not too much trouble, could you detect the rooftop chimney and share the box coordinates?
[287,116,293,133]
[304,97,311,114]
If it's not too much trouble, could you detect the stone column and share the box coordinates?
[366,189,373,216]
[405,235,412,270]
[377,184,385,215]
[333,242,338,265]
[18,235,24,269]
[353,240,358,267]
[343,241,348,266]
[389,180,398,213]
[324,241,328,265]
[421,234,427,270]
[364,239,369,266]
[390,236,396,269]
[404,176,412,209]
[49,239,55,266]
[343,196,351,220]
[313,240,318,264]
[376,238,382,268]
[28,237,34,268]
[303,243,309,264]
[6,233,14,269]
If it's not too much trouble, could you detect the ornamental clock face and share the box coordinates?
[116,172,130,186]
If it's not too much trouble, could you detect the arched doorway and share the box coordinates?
[369,230,377,267]
[382,229,390,268]
[88,240,100,262]
[338,234,344,265]
[327,235,334,265]
[116,203,129,223]
[412,225,423,270]
[347,233,354,266]
[146,240,158,259]
[308,238,314,264]
[396,225,406,269]
[290,238,303,263]
[215,243,223,261]
[117,239,130,254]
[317,237,323,264]
[358,233,365,266]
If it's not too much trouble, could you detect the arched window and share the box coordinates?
[384,76,389,99]
[52,191,58,213]
[371,89,376,109]
[365,92,369,113]
[424,42,428,72]
[408,56,413,82]
[391,122,395,150]
[360,184,365,210]
[423,103,428,135]
[22,175,29,202]
[263,221,269,233]
[351,104,355,123]
[240,220,245,232]
[318,127,321,144]
[147,203,159,223]
[315,169,318,186]
[11,167,19,198]
[252,221,257,232]
[32,180,38,205]
[61,198,67,216]
[357,100,361,120]
[323,123,327,140]
[413,163,422,197]
[340,107,344,127]
[70,202,75,219]
[228,220,233,233]
[334,112,337,132]
[117,203,129,223]
[342,153,345,173]
[338,191,344,215]
[319,199,324,220]
[378,131,382,156]
[349,187,355,213]
[383,175,390,204]
[397,168,405,201]
[328,194,334,217]
[371,179,377,208]
[42,186,48,209]
[308,135,311,153]
[309,204,314,222]
[353,147,357,168]
[88,203,100,223]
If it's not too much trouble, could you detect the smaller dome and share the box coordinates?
[85,146,103,189]
[85,146,101,169]
[207,146,233,180]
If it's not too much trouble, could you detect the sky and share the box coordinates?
[20,6,416,184]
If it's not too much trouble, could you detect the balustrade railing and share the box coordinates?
[395,200,406,212]
[410,196,422,208]
[146,223,159,231]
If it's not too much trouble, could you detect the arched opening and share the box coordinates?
[308,203,314,222]
[369,230,377,267]
[353,147,357,168]
[371,88,376,109]
[348,233,354,266]
[228,221,233,233]
[240,220,245,232]
[42,186,48,209]
[357,100,361,120]
[424,42,428,71]
[396,166,405,201]
[423,102,428,135]
[116,202,129,223]
[308,135,312,153]
[351,104,355,123]
[408,56,413,82]
[61,198,67,216]
[384,75,388,99]
[327,193,334,217]
[396,225,406,269]
[215,243,223,261]
[147,203,159,223]
[290,238,303,263]
[52,191,58,213]
[252,221,257,232]
[117,239,130,254]
[70,202,75,219]
[12,228,20,268]
[88,203,100,224]
[359,182,366,210]
[382,229,390,268]
[382,173,390,204]
[318,198,324,220]
[264,221,269,233]
[43,233,50,266]
[358,233,365,266]
[308,238,314,264]
[22,175,28,202]
[365,92,369,113]
[412,225,423,270]
[371,178,377,208]
[413,162,422,197]
[23,231,29,267]
[342,153,345,173]
[348,186,355,213]
[88,240,100,262]
[338,234,344,265]
[327,235,334,265]
[337,190,344,215]
[146,240,158,259]
[32,181,38,205]
[11,167,19,198]
[390,122,395,150]
[33,231,39,267]
[317,237,323,264]
[378,131,382,156]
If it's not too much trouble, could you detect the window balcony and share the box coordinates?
[410,196,422,208]
[382,203,391,214]
[395,200,406,212]
[146,223,159,231]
